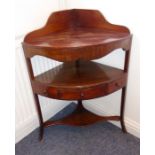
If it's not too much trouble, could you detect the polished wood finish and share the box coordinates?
[24,56,44,140]
[32,60,127,100]
[22,9,132,141]
[23,9,131,62]
[44,101,120,127]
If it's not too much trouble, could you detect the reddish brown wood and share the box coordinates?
[32,60,127,100]
[34,94,44,140]
[22,9,132,141]
[44,101,120,127]
[119,46,132,133]
[120,87,127,133]
[22,9,131,62]
[24,57,44,141]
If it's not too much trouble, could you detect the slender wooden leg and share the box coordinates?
[77,100,87,113]
[34,94,44,141]
[24,58,44,140]
[120,87,127,133]
[40,125,44,141]
[78,100,82,104]
[120,47,131,133]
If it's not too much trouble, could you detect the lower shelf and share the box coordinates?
[43,102,120,128]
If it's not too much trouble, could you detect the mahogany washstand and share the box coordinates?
[22,9,132,141]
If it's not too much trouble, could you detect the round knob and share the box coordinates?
[81,92,84,97]
[115,82,120,87]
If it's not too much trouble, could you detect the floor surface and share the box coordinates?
[16,103,140,155]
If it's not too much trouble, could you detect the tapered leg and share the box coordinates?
[120,47,131,133]
[34,94,44,141]
[40,125,44,141]
[77,100,84,110]
[120,87,127,133]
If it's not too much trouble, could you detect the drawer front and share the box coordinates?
[107,78,127,94]
[46,78,126,100]
[47,87,81,100]
[82,78,126,99]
